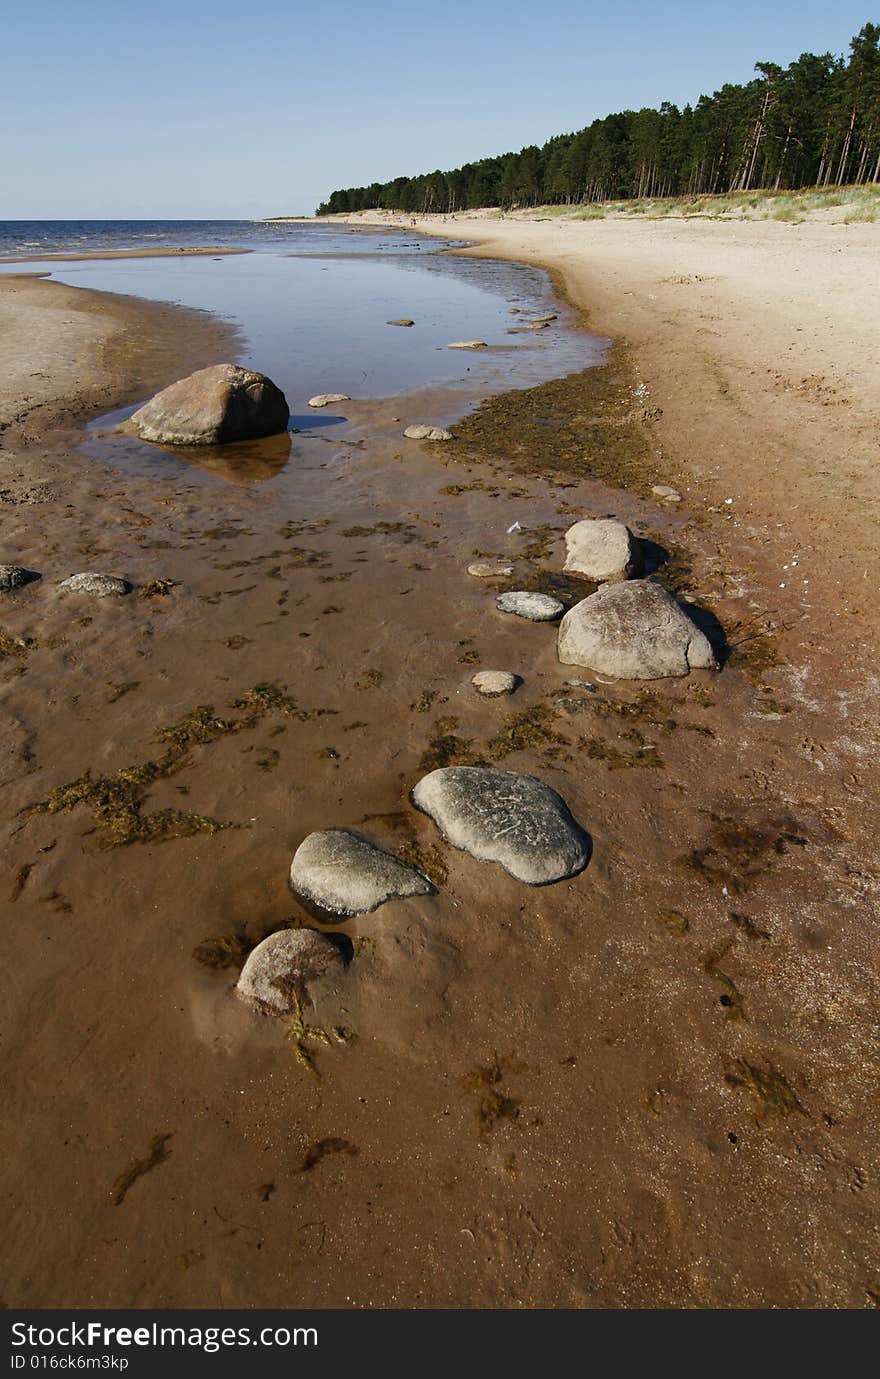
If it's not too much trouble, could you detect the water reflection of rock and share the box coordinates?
[117,424,293,485]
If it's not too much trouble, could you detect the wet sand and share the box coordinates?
[1,234,878,1310]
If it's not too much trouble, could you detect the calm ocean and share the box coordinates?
[0,220,602,408]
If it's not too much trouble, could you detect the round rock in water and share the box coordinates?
[563,518,643,582]
[308,393,350,408]
[496,590,563,622]
[403,424,453,442]
[290,828,433,917]
[59,572,132,597]
[652,484,682,503]
[236,928,344,1017]
[387,318,414,327]
[447,340,487,349]
[131,363,289,445]
[472,671,519,697]
[558,579,717,679]
[412,766,590,885]
[0,565,39,591]
[468,561,514,578]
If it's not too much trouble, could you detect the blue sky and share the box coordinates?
[1,0,872,218]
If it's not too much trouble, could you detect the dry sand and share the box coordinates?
[1,217,878,1310]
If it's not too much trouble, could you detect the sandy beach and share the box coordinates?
[1,215,879,1310]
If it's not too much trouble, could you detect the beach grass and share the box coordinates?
[561,183,879,223]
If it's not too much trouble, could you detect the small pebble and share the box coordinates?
[468,562,514,578]
[58,572,132,597]
[496,590,564,622]
[472,671,519,697]
[0,564,39,591]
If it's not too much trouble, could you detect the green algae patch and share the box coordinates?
[0,630,37,659]
[463,1054,524,1136]
[452,353,656,491]
[486,705,566,761]
[419,734,486,771]
[703,939,745,1020]
[192,929,250,970]
[682,813,808,894]
[581,736,664,770]
[656,909,690,936]
[26,682,333,847]
[725,1060,804,1118]
[112,1133,172,1206]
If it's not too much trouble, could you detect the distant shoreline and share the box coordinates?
[0,245,251,265]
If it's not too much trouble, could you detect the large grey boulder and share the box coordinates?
[411,766,589,885]
[563,518,643,582]
[558,579,717,679]
[290,828,433,917]
[496,591,563,622]
[132,364,289,445]
[236,928,344,1017]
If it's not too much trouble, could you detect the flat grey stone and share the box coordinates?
[404,425,453,441]
[472,670,519,697]
[652,484,682,502]
[59,572,132,597]
[558,579,717,679]
[0,564,39,590]
[308,393,350,408]
[496,590,563,621]
[447,340,487,349]
[132,363,288,446]
[563,518,643,582]
[468,561,514,578]
[290,828,433,917]
[412,766,590,885]
[236,928,344,1017]
[387,319,414,326]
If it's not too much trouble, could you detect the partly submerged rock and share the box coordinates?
[652,484,682,503]
[558,579,717,679]
[447,340,487,349]
[58,572,131,597]
[468,561,514,578]
[290,828,433,917]
[131,363,289,446]
[412,766,590,885]
[387,318,414,327]
[496,590,563,622]
[308,393,350,408]
[563,518,643,582]
[236,928,344,1017]
[472,670,519,697]
[0,564,39,591]
[403,425,453,442]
